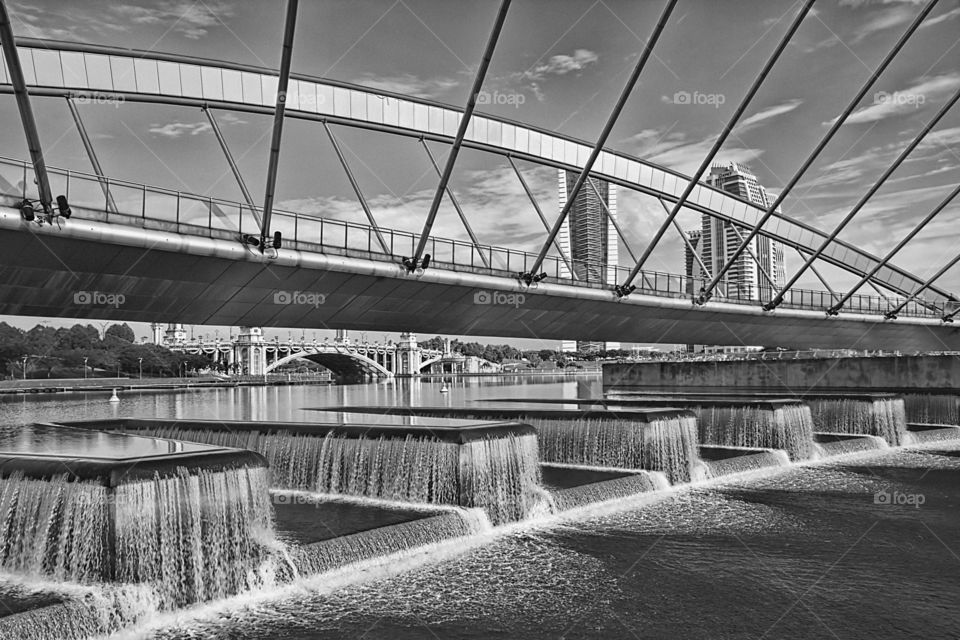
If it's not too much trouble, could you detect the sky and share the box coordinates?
[0,0,958,349]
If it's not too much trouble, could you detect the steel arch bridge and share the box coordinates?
[0,0,958,350]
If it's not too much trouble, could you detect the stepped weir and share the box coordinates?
[63,416,544,525]
[320,407,700,484]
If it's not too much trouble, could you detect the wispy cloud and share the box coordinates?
[148,121,211,138]
[627,129,765,176]
[737,99,804,130]
[111,1,234,40]
[351,72,460,100]
[835,73,960,124]
[522,49,600,81]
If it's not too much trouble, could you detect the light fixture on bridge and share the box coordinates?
[240,233,261,247]
[614,284,636,298]
[401,253,432,273]
[518,271,548,285]
[272,231,282,249]
[17,199,34,222]
[56,195,71,219]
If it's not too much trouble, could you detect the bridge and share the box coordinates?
[0,0,958,350]
[159,327,445,380]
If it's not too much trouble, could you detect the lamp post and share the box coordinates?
[83,357,88,379]
[21,355,27,380]
[138,357,143,380]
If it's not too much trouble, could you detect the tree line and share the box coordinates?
[0,322,210,379]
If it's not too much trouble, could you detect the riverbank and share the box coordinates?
[0,376,332,395]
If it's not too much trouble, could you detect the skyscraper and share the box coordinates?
[558,170,620,353]
[694,162,786,301]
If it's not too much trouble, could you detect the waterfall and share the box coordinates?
[813,433,889,457]
[531,414,699,484]
[110,425,544,526]
[807,397,906,445]
[289,510,489,576]
[0,473,110,583]
[902,393,960,426]
[316,432,543,526]
[693,404,815,461]
[549,470,669,511]
[0,466,276,609]
[112,466,275,607]
[699,446,792,478]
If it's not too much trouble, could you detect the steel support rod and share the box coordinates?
[420,139,489,267]
[204,106,260,226]
[0,1,52,212]
[409,0,511,271]
[729,224,778,292]
[521,0,678,285]
[827,179,960,314]
[794,247,835,295]
[658,197,716,291]
[322,122,390,254]
[66,96,117,214]
[766,79,960,310]
[586,177,637,263]
[620,0,815,295]
[699,0,938,304]
[260,0,298,248]
[507,156,577,278]
[885,252,960,318]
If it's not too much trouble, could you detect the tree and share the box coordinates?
[104,323,136,344]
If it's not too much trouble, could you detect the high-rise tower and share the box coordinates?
[558,170,620,353]
[699,162,785,301]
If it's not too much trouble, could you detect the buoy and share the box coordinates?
[108,388,120,403]
[440,382,449,393]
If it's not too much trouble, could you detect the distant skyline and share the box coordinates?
[1,0,958,348]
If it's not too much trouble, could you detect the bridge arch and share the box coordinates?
[0,38,948,303]
[265,350,392,380]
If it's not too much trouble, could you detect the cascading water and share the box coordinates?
[0,466,277,607]
[0,473,110,582]
[693,404,815,461]
[902,393,960,426]
[531,414,699,484]
[698,446,792,478]
[290,510,490,576]
[548,470,669,511]
[316,432,543,526]
[111,424,544,526]
[112,466,275,607]
[807,397,906,445]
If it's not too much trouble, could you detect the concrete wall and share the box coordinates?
[603,355,960,393]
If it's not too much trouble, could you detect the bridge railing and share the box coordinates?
[0,155,949,320]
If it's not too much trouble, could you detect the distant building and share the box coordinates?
[700,162,786,301]
[557,169,620,353]
[685,162,787,351]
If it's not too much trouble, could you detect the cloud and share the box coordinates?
[148,121,211,138]
[737,99,803,130]
[110,1,234,39]
[835,73,960,125]
[351,73,460,100]
[523,49,599,81]
[626,129,765,176]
